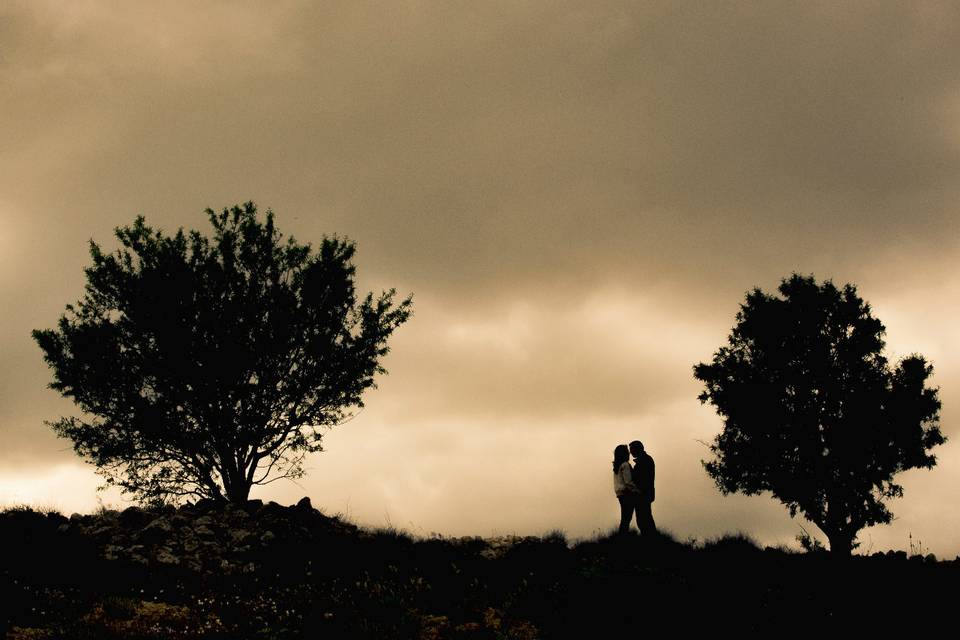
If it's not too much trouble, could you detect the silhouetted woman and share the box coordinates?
[613,444,640,534]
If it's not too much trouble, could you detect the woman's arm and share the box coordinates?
[619,463,641,494]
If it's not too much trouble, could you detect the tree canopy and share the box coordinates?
[33,203,412,504]
[693,274,944,555]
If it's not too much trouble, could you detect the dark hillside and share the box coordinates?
[2,501,954,638]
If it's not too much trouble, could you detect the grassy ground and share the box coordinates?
[2,504,954,638]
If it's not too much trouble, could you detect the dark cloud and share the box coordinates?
[4,2,959,290]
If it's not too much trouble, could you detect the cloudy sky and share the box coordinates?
[2,1,959,555]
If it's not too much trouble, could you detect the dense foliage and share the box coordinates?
[33,203,411,503]
[694,274,944,555]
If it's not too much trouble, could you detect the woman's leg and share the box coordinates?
[617,496,634,534]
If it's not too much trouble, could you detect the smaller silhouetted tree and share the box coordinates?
[694,274,943,556]
[33,203,412,504]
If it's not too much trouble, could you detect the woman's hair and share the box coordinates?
[613,444,630,474]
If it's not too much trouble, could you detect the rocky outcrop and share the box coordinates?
[55,498,358,576]
[7,497,558,585]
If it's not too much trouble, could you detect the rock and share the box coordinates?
[89,525,117,539]
[103,544,124,561]
[119,506,145,525]
[143,516,174,532]
[170,514,190,527]
[193,498,218,512]
[228,508,250,522]
[229,529,253,544]
[261,501,284,518]
[193,525,217,539]
[155,546,180,565]
[126,544,149,565]
[138,517,175,543]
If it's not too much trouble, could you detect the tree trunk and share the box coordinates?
[825,529,855,557]
[814,514,856,557]
[221,463,251,503]
[225,481,251,503]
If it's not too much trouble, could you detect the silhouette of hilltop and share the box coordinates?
[2,501,954,637]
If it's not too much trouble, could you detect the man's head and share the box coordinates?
[629,440,644,457]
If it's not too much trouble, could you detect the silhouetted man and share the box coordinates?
[629,440,656,536]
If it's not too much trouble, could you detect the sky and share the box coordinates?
[2,1,959,556]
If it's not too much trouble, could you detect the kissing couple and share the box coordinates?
[612,440,656,536]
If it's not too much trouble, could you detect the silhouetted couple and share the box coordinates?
[612,441,656,536]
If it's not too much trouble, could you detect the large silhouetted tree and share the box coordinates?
[34,203,412,504]
[694,274,943,556]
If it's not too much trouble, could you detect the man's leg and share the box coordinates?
[636,499,656,536]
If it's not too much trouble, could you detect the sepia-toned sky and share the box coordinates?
[2,1,960,555]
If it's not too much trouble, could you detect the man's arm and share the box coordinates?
[648,456,656,502]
